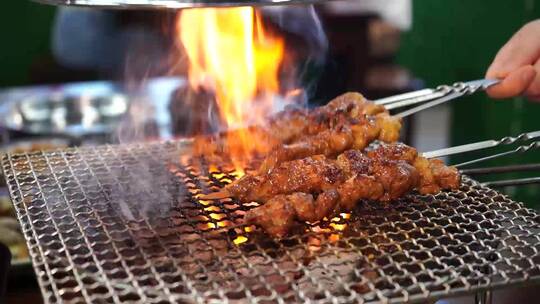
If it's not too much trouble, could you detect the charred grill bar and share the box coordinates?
[2,141,540,303]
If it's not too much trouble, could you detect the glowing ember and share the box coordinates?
[330,223,347,231]
[204,206,221,212]
[230,169,246,179]
[209,213,226,220]
[198,199,212,206]
[217,221,229,227]
[178,7,287,168]
[212,172,226,179]
[233,235,249,245]
[340,213,351,220]
[329,234,340,243]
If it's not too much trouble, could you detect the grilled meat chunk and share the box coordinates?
[320,92,386,117]
[371,160,420,201]
[258,123,356,174]
[336,149,419,201]
[335,175,384,210]
[225,155,345,202]
[245,190,341,238]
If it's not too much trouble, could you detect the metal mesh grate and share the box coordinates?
[2,141,540,304]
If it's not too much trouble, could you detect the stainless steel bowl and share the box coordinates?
[0,82,128,137]
[33,0,332,9]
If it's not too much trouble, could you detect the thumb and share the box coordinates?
[486,65,536,99]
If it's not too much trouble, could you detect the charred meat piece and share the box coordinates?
[429,158,461,190]
[245,190,341,238]
[342,143,452,195]
[224,155,346,202]
[335,175,384,210]
[244,195,296,239]
[258,113,402,174]
[335,149,419,201]
[319,92,386,117]
[412,157,440,194]
[258,123,356,174]
[371,160,420,201]
[366,141,418,163]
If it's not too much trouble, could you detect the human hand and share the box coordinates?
[486,20,540,100]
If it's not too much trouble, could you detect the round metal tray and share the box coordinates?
[0,78,185,140]
[0,82,128,138]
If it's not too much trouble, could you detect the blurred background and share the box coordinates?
[1,0,539,302]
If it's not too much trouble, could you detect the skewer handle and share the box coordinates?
[377,79,500,116]
[396,79,499,117]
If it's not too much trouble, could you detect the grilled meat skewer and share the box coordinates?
[258,112,401,174]
[192,92,398,160]
[244,147,460,238]
[204,143,459,203]
[266,92,387,144]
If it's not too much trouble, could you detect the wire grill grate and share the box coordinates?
[2,141,540,303]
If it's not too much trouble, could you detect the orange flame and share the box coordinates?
[178,7,285,168]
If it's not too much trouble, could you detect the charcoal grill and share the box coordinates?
[2,141,540,303]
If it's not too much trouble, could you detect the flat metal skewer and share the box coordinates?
[454,141,540,168]
[391,79,500,118]
[383,91,447,110]
[373,78,499,114]
[423,130,540,159]
[482,177,540,188]
[461,163,540,175]
[422,131,540,188]
[374,88,436,106]
[395,90,464,118]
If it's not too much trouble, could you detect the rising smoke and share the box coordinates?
[116,5,328,143]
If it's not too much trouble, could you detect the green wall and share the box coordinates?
[0,2,56,87]
[398,0,540,207]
